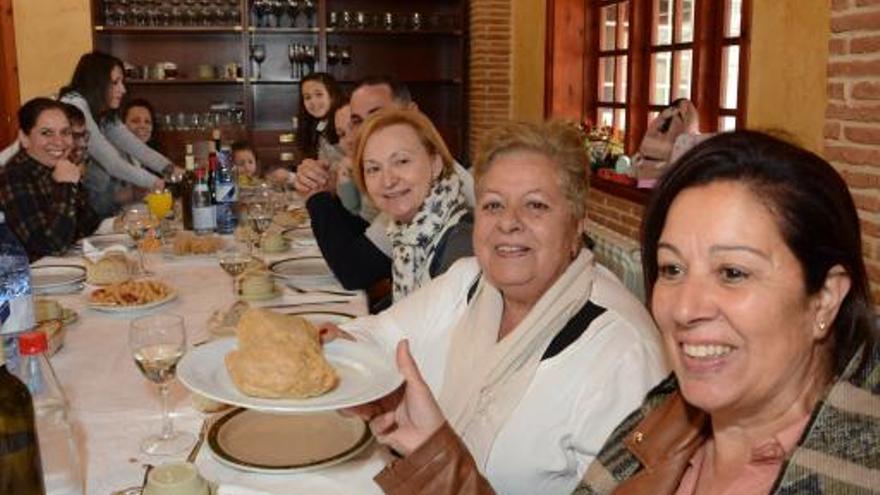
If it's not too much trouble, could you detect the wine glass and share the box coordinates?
[287,0,300,28]
[251,44,267,80]
[218,244,253,295]
[130,314,195,456]
[247,200,274,251]
[123,205,156,276]
[302,0,315,27]
[288,43,299,79]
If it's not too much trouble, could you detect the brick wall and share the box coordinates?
[469,0,513,158]
[826,0,880,303]
[585,189,644,241]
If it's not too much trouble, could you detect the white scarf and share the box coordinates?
[387,173,468,302]
[438,249,596,468]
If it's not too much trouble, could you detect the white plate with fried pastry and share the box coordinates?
[207,407,371,474]
[178,338,402,413]
[87,280,178,313]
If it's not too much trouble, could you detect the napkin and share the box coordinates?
[217,484,275,495]
[81,238,129,262]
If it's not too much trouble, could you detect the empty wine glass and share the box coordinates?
[130,314,194,456]
[287,0,300,28]
[218,244,253,295]
[327,45,338,66]
[123,205,156,276]
[340,45,352,65]
[302,0,315,27]
[251,43,267,80]
[288,43,299,79]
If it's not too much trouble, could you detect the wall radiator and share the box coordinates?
[585,221,645,302]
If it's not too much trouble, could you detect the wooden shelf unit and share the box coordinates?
[90,0,469,169]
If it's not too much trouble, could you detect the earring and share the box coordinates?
[818,321,827,331]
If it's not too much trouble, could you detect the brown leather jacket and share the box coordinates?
[373,422,496,495]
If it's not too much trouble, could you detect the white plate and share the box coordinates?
[79,233,134,251]
[207,408,371,473]
[178,338,401,413]
[87,290,178,313]
[31,265,87,292]
[269,256,337,288]
[281,227,317,247]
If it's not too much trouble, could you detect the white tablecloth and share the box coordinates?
[34,242,391,495]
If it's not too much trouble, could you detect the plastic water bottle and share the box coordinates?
[16,331,83,495]
[191,168,216,234]
[0,217,35,375]
[214,148,239,234]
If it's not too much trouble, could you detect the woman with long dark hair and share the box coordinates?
[60,51,171,216]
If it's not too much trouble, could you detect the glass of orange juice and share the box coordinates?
[146,189,173,219]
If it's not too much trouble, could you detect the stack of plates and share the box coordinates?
[281,227,317,247]
[269,256,337,288]
[31,265,87,295]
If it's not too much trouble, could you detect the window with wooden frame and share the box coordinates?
[577,0,750,152]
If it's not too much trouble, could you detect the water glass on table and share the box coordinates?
[130,314,195,456]
[123,205,157,276]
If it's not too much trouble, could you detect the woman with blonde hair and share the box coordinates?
[350,108,473,301]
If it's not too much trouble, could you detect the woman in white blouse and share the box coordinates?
[328,121,668,495]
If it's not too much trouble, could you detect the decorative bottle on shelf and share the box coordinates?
[0,218,35,376]
[192,168,216,234]
[181,144,196,231]
[0,338,45,495]
[16,331,82,495]
[214,146,239,234]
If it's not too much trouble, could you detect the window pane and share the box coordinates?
[651,52,672,105]
[599,56,615,102]
[721,45,740,108]
[601,4,618,50]
[719,116,737,131]
[725,0,742,37]
[615,109,627,133]
[674,49,693,99]
[615,56,628,103]
[654,0,673,45]
[598,107,614,128]
[678,0,695,43]
[618,1,630,50]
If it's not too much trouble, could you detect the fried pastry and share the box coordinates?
[225,309,338,399]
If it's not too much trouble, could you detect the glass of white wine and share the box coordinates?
[129,314,195,455]
[123,205,156,276]
[218,244,253,296]
[247,200,274,252]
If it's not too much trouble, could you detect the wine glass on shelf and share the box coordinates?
[288,43,299,79]
[302,0,315,27]
[327,45,338,68]
[287,0,300,28]
[251,43,267,80]
[340,45,352,65]
[130,314,195,456]
[218,244,253,296]
[123,205,156,277]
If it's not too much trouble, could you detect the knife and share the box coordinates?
[260,299,351,309]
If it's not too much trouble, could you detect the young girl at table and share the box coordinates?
[231,140,262,186]
[268,72,344,185]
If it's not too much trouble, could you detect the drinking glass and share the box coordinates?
[251,44,267,80]
[123,205,156,276]
[145,189,173,222]
[247,200,274,250]
[130,314,194,456]
[218,245,253,295]
[302,0,315,27]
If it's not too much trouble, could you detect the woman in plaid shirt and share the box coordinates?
[0,98,100,261]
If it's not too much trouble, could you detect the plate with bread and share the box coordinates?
[178,308,401,413]
[87,279,177,312]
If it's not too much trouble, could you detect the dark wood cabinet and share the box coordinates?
[90,0,468,168]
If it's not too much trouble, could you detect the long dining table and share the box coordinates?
[31,224,394,495]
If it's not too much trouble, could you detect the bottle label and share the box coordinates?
[192,206,216,231]
[216,183,237,203]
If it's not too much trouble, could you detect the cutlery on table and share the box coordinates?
[261,299,351,309]
[187,418,210,463]
[285,284,357,297]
